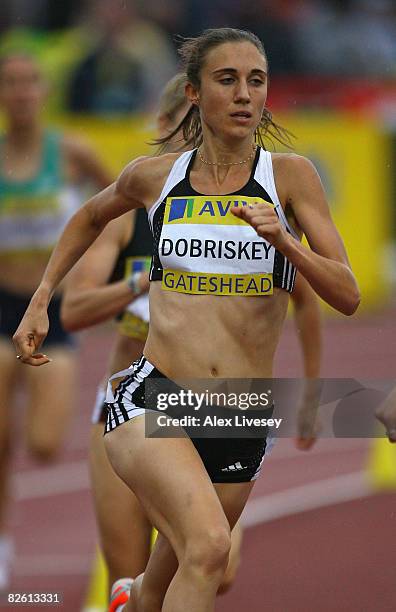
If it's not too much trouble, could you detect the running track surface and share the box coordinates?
[2,306,396,611]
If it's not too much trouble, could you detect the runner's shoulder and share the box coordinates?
[117,152,186,204]
[271,152,319,184]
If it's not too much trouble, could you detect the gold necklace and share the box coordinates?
[198,145,257,166]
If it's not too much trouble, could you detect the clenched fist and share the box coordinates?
[232,201,291,252]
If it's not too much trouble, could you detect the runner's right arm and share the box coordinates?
[13,157,150,364]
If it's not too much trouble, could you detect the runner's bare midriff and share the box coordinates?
[144,281,289,379]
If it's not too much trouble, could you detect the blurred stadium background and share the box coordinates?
[1,0,396,610]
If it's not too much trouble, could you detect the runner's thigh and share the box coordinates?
[105,416,231,560]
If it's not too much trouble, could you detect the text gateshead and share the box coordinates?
[162,270,273,296]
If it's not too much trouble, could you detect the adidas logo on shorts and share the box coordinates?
[221,462,247,472]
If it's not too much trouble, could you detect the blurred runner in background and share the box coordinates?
[0,52,111,591]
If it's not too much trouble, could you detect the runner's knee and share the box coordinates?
[184,526,231,577]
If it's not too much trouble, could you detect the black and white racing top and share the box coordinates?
[148,147,299,297]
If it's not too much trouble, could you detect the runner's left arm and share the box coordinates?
[291,274,323,450]
[232,155,360,315]
[291,273,322,379]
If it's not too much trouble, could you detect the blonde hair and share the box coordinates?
[157,73,188,123]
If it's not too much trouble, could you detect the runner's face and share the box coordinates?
[194,41,268,142]
[0,58,46,126]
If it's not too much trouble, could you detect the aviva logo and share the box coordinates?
[164,196,274,225]
[124,256,151,277]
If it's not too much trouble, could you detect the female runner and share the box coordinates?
[0,52,110,590]
[63,72,322,607]
[13,29,359,612]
